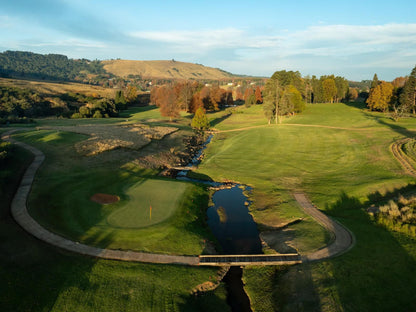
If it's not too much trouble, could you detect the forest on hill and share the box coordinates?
[0,51,110,84]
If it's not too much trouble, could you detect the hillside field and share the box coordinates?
[102,59,234,80]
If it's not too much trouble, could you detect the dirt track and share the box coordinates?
[390,138,416,177]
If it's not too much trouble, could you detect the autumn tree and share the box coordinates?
[175,81,194,112]
[322,78,337,103]
[366,81,394,112]
[235,87,244,102]
[255,86,263,104]
[226,91,234,106]
[125,85,138,104]
[347,88,359,101]
[159,86,180,121]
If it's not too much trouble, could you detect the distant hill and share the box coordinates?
[102,59,235,80]
[0,51,108,83]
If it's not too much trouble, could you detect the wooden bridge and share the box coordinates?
[198,254,302,266]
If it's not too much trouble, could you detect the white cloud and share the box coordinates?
[130,28,282,50]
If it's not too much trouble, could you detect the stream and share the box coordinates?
[176,134,261,312]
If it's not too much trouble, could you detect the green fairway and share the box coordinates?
[194,102,416,311]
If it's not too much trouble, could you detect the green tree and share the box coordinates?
[263,78,281,124]
[191,107,209,130]
[322,78,337,103]
[371,73,379,89]
[282,85,305,113]
[400,66,416,114]
[115,90,127,110]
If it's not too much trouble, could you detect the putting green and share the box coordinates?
[107,179,189,228]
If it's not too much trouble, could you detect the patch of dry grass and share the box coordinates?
[0,77,116,97]
[41,124,178,156]
[102,59,233,80]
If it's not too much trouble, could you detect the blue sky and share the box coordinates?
[1,0,416,80]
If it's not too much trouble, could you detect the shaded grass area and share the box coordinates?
[249,192,416,312]
[1,129,229,311]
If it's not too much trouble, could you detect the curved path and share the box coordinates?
[3,129,356,265]
[293,193,355,262]
[2,130,199,266]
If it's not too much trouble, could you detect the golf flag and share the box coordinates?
[149,204,152,220]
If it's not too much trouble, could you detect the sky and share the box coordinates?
[1,0,416,81]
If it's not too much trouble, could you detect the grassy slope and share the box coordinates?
[0,77,116,98]
[0,116,229,311]
[197,103,416,311]
[102,59,233,80]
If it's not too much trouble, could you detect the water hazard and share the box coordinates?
[177,134,261,312]
[207,185,262,254]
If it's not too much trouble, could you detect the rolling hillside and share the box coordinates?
[102,59,235,80]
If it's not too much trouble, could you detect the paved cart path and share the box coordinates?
[293,193,355,262]
[3,129,360,265]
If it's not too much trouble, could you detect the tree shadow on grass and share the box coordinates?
[321,189,416,311]
[363,111,416,138]
[209,113,232,128]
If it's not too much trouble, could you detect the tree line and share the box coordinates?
[0,51,111,85]
[366,65,416,120]
[0,84,142,123]
[262,70,349,123]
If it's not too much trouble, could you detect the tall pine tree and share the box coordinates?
[400,66,416,114]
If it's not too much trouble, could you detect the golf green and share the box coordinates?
[107,179,189,228]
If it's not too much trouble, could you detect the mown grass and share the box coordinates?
[1,128,228,311]
[196,102,416,311]
[13,129,214,255]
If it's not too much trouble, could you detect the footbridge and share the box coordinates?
[198,254,302,266]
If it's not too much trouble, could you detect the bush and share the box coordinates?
[71,112,83,119]
[92,110,103,118]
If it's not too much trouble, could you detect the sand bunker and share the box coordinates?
[90,193,120,205]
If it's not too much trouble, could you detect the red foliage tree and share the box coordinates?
[255,86,263,104]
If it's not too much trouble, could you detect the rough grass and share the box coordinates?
[0,77,116,97]
[41,123,178,155]
[102,59,233,79]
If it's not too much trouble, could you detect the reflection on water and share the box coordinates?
[207,186,262,255]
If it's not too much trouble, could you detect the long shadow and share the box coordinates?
[209,113,232,128]
[363,111,416,138]
[0,144,102,311]
[322,189,416,311]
